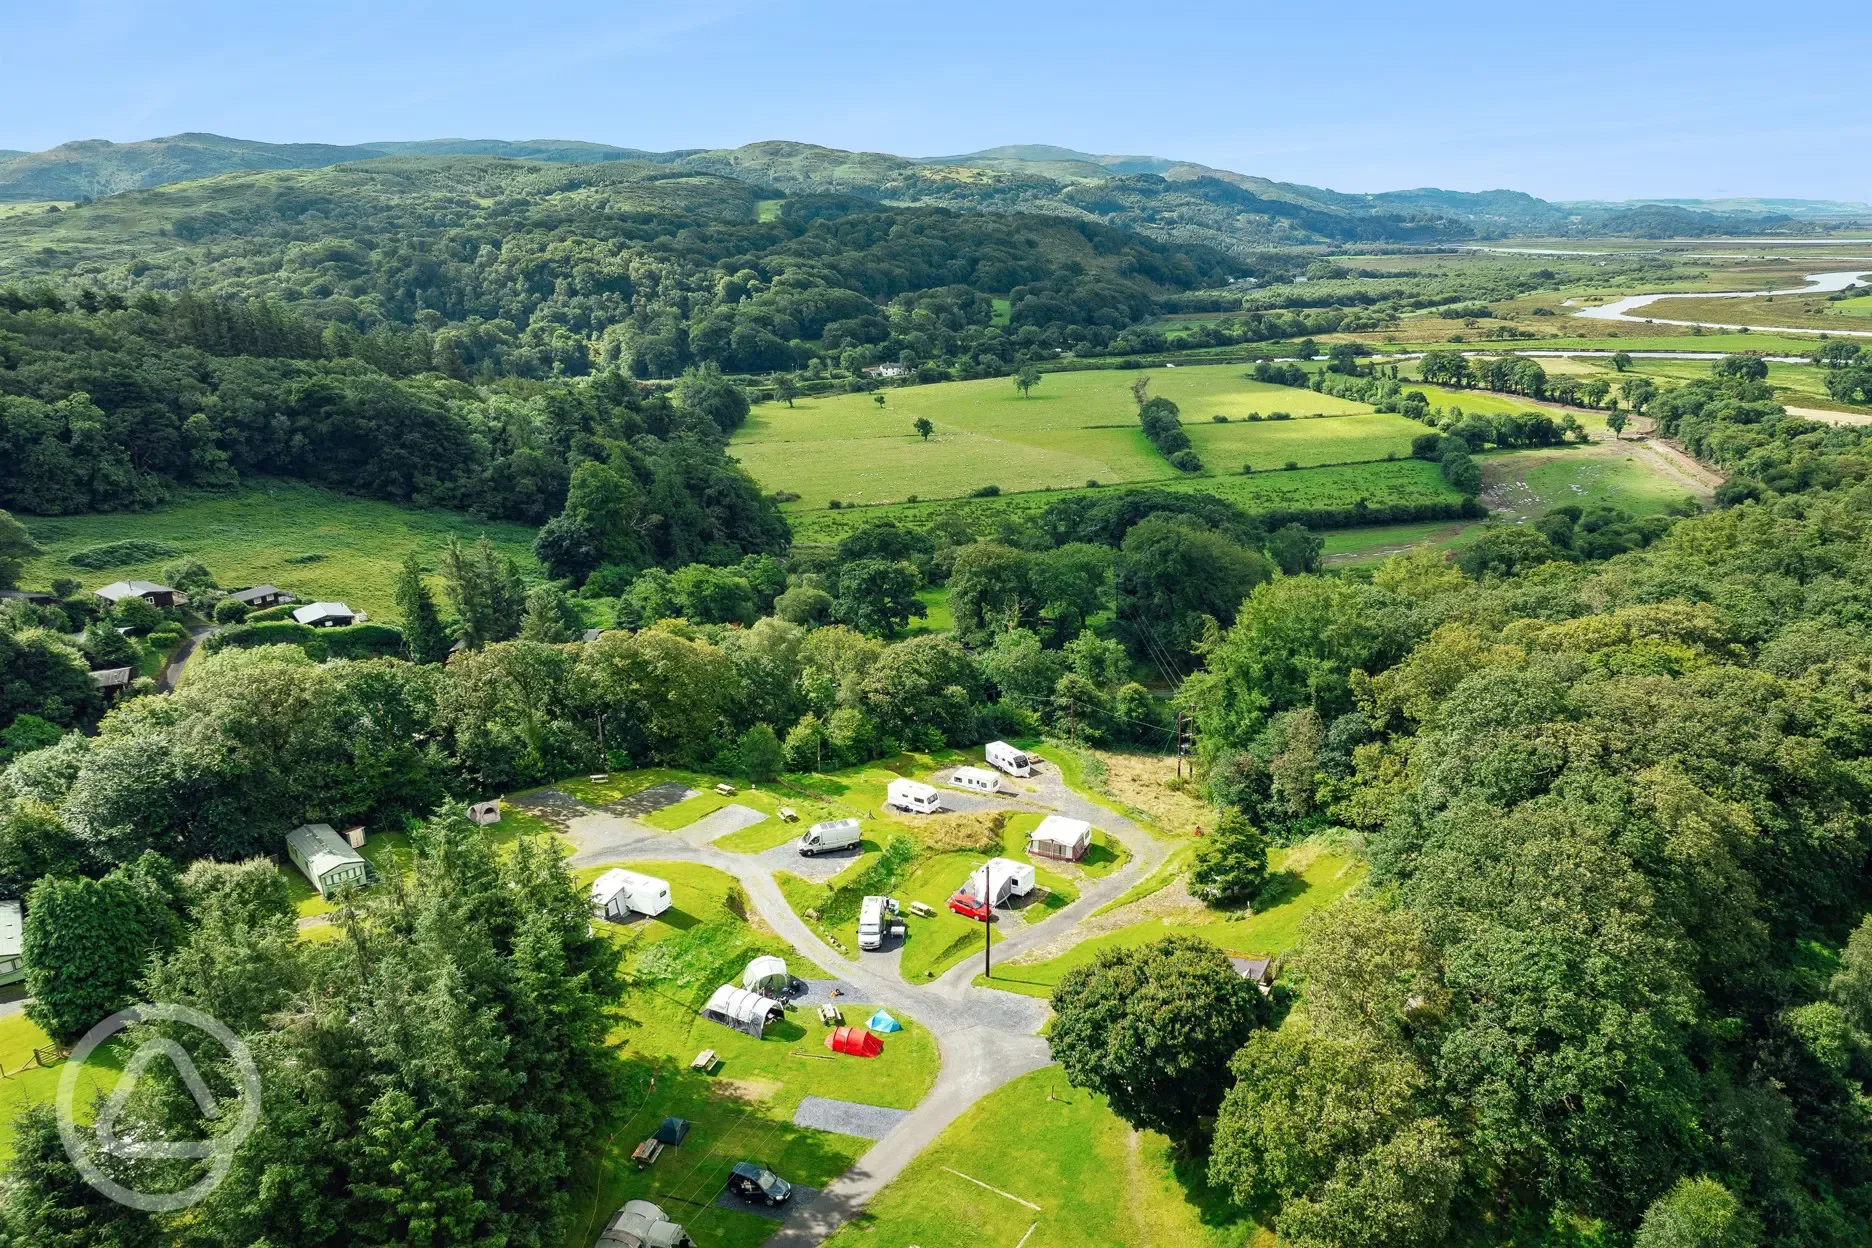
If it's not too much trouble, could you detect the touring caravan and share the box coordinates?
[799,817,862,856]
[886,778,941,814]
[985,741,1036,778]
[857,895,900,950]
[949,766,1000,795]
[967,858,1036,907]
[590,869,672,921]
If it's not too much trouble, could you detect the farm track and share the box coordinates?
[544,766,1171,1246]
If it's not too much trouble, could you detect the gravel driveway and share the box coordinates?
[793,1097,910,1140]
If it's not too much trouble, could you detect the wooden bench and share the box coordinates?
[632,1138,663,1169]
[690,1048,716,1072]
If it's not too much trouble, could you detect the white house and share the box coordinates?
[293,602,356,628]
[1027,814,1092,862]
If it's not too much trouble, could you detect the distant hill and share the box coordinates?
[0,130,1852,246]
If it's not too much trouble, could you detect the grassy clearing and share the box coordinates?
[0,1012,127,1163]
[983,842,1366,998]
[784,457,1463,543]
[562,860,938,1248]
[822,1064,1260,1248]
[17,479,539,622]
[1481,444,1706,520]
[1320,519,1471,562]
[1182,410,1423,471]
[902,586,954,635]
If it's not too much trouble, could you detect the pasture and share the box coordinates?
[734,365,1391,509]
[15,480,540,623]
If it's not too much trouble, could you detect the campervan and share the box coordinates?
[985,741,1036,778]
[590,869,672,921]
[857,895,901,950]
[950,766,1000,795]
[798,817,862,856]
[886,778,941,814]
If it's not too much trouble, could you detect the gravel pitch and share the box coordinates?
[679,803,767,843]
[610,782,695,817]
[789,978,863,1008]
[792,1096,910,1140]
[714,1184,822,1220]
[754,839,858,881]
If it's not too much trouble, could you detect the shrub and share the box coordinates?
[1170,450,1205,473]
[66,540,179,569]
[1242,464,1254,474]
[971,484,1002,497]
[828,499,843,510]
[1212,414,1229,423]
[1283,460,1299,471]
[213,598,249,624]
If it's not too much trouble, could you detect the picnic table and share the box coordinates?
[690,1048,716,1072]
[817,1003,842,1025]
[778,807,798,822]
[632,1138,663,1169]
[908,900,935,918]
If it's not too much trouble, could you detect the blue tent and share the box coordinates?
[867,1009,902,1033]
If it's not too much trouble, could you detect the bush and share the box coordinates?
[1282,460,1299,471]
[66,540,179,569]
[1212,414,1229,423]
[971,484,1002,497]
[1170,450,1205,473]
[1189,812,1270,907]
[213,598,249,624]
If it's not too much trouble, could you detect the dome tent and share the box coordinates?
[866,1009,902,1033]
[742,955,789,995]
[826,1026,883,1057]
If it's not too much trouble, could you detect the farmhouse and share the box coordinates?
[701,983,783,1037]
[95,581,184,608]
[1026,814,1092,862]
[227,584,292,608]
[863,362,910,378]
[286,822,369,896]
[0,900,22,987]
[293,601,356,628]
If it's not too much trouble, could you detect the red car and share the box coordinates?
[947,889,990,920]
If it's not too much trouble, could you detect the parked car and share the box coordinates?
[728,1162,793,1206]
[947,888,990,920]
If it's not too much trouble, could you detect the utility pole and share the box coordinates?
[1174,711,1184,779]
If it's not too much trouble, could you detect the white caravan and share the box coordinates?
[967,858,1036,907]
[949,766,1000,795]
[886,778,941,814]
[590,868,672,921]
[985,741,1036,778]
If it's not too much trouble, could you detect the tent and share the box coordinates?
[653,1117,690,1146]
[866,1009,902,1034]
[742,954,790,995]
[701,984,783,1038]
[826,1026,883,1057]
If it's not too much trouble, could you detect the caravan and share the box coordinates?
[968,858,1036,907]
[985,741,1036,778]
[590,869,672,921]
[949,766,1000,795]
[886,778,941,814]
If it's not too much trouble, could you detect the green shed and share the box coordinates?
[286,823,369,897]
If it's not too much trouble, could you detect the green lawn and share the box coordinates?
[983,842,1365,998]
[734,365,1405,509]
[821,1065,1259,1248]
[1182,410,1424,471]
[0,1012,128,1163]
[16,479,539,622]
[562,860,939,1248]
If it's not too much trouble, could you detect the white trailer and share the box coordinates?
[590,868,672,921]
[968,857,1036,907]
[985,741,1036,778]
[949,766,1000,795]
[799,817,862,856]
[886,778,941,814]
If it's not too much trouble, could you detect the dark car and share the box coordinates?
[728,1162,793,1206]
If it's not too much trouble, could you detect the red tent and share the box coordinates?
[825,1026,883,1057]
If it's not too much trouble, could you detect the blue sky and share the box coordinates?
[5,0,1868,201]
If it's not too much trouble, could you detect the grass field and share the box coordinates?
[735,365,1399,510]
[16,480,540,622]
[982,841,1365,998]
[1481,444,1707,520]
[0,1012,127,1163]
[1182,410,1422,471]
[821,1064,1261,1248]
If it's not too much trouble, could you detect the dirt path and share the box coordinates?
[157,624,217,692]
[1627,435,1725,493]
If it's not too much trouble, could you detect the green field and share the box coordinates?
[734,365,1393,510]
[16,480,540,623]
[1837,294,1872,317]
[1182,411,1422,471]
[821,1064,1258,1248]
[1482,444,1707,520]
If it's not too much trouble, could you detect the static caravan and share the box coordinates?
[886,778,941,814]
[949,766,999,795]
[590,868,672,921]
[968,858,1036,907]
[0,900,22,987]
[985,741,1036,778]
[286,823,370,897]
[1027,814,1092,863]
[798,818,861,856]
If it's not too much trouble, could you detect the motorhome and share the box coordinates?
[798,817,862,856]
[857,894,901,950]
[985,741,1036,778]
[949,766,999,795]
[886,778,941,814]
[590,869,672,921]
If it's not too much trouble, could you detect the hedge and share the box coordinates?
[205,620,404,662]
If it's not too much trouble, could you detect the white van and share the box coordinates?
[950,766,1000,795]
[886,778,941,814]
[857,895,900,950]
[985,741,1036,778]
[967,858,1036,907]
[590,869,672,921]
[798,817,862,856]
